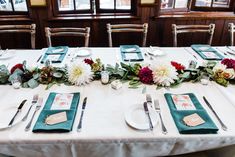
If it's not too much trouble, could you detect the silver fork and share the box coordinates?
[146,94,153,108]
[22,94,39,121]
[154,99,168,135]
[25,98,43,131]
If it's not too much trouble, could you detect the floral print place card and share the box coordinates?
[172,94,196,110]
[50,93,73,110]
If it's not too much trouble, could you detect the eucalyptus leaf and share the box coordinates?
[33,73,40,80]
[45,82,57,90]
[27,79,39,89]
[181,72,191,79]
[0,65,9,84]
[22,82,29,88]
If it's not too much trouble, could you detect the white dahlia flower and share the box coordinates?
[68,63,93,86]
[151,62,178,87]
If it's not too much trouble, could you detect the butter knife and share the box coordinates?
[203,96,227,131]
[8,99,27,127]
[143,102,153,131]
[77,97,87,132]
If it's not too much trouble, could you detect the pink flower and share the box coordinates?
[138,67,153,84]
[171,61,185,71]
[84,58,94,65]
[221,58,235,69]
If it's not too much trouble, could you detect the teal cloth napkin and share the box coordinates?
[33,92,80,133]
[164,93,218,134]
[40,46,69,64]
[191,44,224,60]
[120,45,144,62]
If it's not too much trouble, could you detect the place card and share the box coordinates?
[50,93,73,110]
[124,53,139,60]
[46,54,61,62]
[45,111,67,125]
[172,94,196,110]
[201,51,220,59]
[183,113,205,127]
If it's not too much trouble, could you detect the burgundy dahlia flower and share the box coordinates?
[221,58,235,69]
[138,67,153,84]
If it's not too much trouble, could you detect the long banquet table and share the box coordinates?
[0,47,235,157]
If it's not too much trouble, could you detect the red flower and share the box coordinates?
[10,64,24,74]
[171,61,185,71]
[138,67,153,84]
[221,58,235,69]
[84,58,94,65]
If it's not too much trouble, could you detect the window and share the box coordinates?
[0,0,28,15]
[191,0,232,11]
[160,0,190,12]
[53,0,134,15]
[159,0,233,13]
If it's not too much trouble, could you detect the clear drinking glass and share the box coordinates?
[201,74,210,85]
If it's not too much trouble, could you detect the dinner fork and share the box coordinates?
[146,94,153,108]
[25,98,43,131]
[22,94,39,121]
[154,99,168,135]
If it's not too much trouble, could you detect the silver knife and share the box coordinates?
[226,46,235,53]
[77,97,87,132]
[203,96,227,131]
[143,102,153,131]
[8,99,27,127]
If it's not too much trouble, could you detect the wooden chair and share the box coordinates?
[228,23,235,46]
[0,24,36,49]
[45,27,90,47]
[107,23,148,47]
[172,24,215,47]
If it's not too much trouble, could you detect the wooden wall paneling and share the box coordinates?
[212,19,225,46]
[46,20,92,47]
[0,20,33,49]
[220,19,234,46]
[161,19,175,46]
[192,20,207,46]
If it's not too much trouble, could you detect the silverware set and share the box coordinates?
[5,94,43,131]
[22,94,39,121]
[25,98,43,131]
[144,94,168,134]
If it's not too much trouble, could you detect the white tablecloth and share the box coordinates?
[0,48,235,157]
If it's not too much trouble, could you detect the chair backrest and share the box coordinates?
[228,23,235,46]
[172,24,215,47]
[107,23,148,47]
[0,24,36,49]
[45,27,90,47]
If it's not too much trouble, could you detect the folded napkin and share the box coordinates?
[40,46,69,64]
[120,45,144,62]
[191,44,224,60]
[33,92,80,133]
[164,93,218,134]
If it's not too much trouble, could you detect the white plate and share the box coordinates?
[0,103,28,130]
[0,50,15,60]
[125,103,158,130]
[76,48,92,57]
[148,47,166,56]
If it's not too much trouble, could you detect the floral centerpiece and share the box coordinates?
[1,57,235,89]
